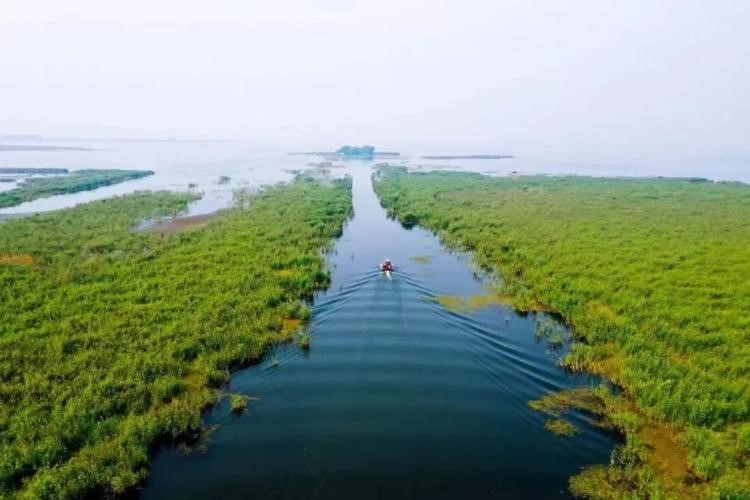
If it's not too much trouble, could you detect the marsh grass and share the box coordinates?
[534,316,570,351]
[0,175,352,498]
[282,318,304,334]
[548,331,565,348]
[297,332,312,350]
[374,167,750,498]
[177,424,220,456]
[433,293,514,313]
[0,169,153,208]
[545,419,580,436]
[529,388,607,419]
[229,394,250,413]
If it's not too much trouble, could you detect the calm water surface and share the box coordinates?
[2,140,747,216]
[141,164,616,499]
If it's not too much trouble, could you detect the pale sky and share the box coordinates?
[1,0,749,160]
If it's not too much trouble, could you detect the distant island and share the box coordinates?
[0,144,94,152]
[0,167,69,174]
[0,169,153,209]
[421,154,514,160]
[289,145,400,158]
[335,145,384,157]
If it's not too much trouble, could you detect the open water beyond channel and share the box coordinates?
[142,164,616,499]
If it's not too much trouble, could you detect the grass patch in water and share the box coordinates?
[529,388,607,419]
[229,394,249,413]
[532,387,695,495]
[411,255,433,264]
[545,419,580,436]
[534,316,570,350]
[0,169,153,208]
[297,332,312,350]
[433,293,514,313]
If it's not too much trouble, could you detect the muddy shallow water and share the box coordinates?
[141,163,616,499]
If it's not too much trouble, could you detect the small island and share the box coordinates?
[335,145,376,157]
[289,145,400,158]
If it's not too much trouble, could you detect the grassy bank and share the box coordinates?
[373,167,750,498]
[0,175,352,498]
[0,169,153,209]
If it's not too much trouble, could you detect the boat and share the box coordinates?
[381,259,394,279]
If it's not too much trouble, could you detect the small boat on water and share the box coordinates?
[381,259,394,279]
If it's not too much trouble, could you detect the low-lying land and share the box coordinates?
[290,145,400,158]
[0,175,352,498]
[0,168,69,175]
[421,154,514,160]
[0,144,94,152]
[0,169,153,208]
[373,166,750,498]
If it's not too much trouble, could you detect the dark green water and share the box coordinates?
[142,165,616,499]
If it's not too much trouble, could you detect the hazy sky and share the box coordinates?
[2,0,749,158]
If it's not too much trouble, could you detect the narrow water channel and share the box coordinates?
[143,164,616,499]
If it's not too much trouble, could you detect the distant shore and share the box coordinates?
[421,154,514,160]
[0,144,94,152]
[289,151,401,157]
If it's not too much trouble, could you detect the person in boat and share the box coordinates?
[381,259,394,272]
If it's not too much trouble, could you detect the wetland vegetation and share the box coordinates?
[420,154,514,160]
[0,169,153,209]
[374,166,750,498]
[0,175,352,498]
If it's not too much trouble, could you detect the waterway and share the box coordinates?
[142,163,616,499]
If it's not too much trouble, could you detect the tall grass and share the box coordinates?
[0,175,352,498]
[374,166,750,498]
[0,169,153,208]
